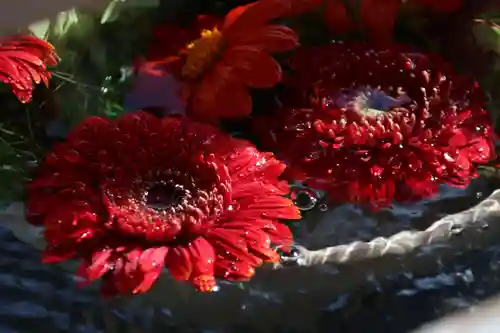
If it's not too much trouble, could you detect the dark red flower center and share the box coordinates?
[331,86,411,117]
[102,154,231,243]
[144,181,187,211]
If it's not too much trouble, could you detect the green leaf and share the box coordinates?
[101,0,122,24]
[52,9,81,38]
[29,19,51,40]
[29,8,87,41]
[121,0,160,7]
[472,20,500,54]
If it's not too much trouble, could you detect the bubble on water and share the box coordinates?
[279,245,302,267]
[289,185,320,211]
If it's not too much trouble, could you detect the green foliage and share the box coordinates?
[0,113,40,202]
[0,2,163,202]
[472,19,500,55]
[470,14,500,130]
[101,0,161,24]
[29,4,158,127]
[29,8,96,41]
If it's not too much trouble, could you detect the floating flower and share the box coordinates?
[0,35,58,103]
[254,42,495,209]
[26,111,300,296]
[153,0,299,121]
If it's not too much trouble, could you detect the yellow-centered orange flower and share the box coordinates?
[161,0,299,121]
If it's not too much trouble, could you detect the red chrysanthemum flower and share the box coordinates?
[0,35,58,103]
[254,42,495,209]
[26,111,300,296]
[151,0,298,121]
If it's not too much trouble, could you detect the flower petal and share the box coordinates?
[222,0,288,36]
[192,66,252,119]
[223,46,282,88]
[0,35,58,102]
[214,258,255,281]
[78,249,113,282]
[187,237,216,292]
[165,246,192,281]
[266,221,294,250]
[233,25,299,52]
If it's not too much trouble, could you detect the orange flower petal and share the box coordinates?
[222,3,253,30]
[0,35,58,103]
[243,228,280,262]
[267,221,294,249]
[165,246,192,281]
[192,66,252,119]
[215,259,256,281]
[233,25,299,52]
[223,46,282,88]
[187,237,216,292]
[222,0,289,39]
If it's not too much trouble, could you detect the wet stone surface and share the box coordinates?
[1,177,500,332]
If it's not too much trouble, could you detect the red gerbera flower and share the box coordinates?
[154,0,299,121]
[254,42,495,209]
[0,35,58,103]
[26,111,300,296]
